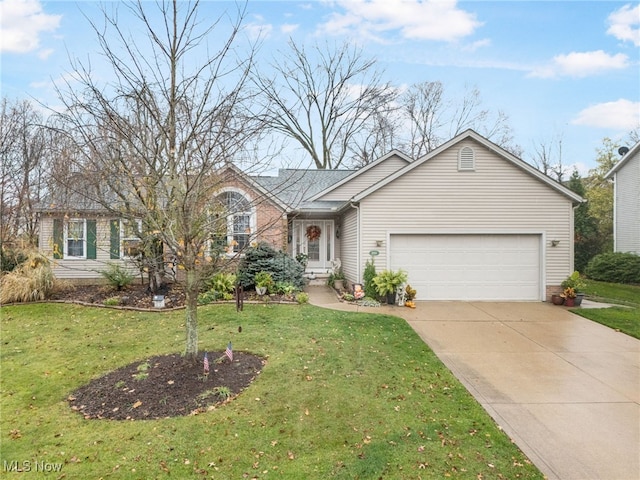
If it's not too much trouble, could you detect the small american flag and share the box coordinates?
[225,342,233,362]
[203,352,210,374]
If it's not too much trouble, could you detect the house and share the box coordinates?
[605,142,640,255]
[38,130,583,300]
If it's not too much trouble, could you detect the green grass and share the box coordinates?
[573,280,640,339]
[581,279,640,306]
[1,303,542,479]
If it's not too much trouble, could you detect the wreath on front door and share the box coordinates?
[306,225,321,241]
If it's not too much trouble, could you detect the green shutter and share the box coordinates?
[87,220,97,259]
[110,220,120,259]
[53,219,63,259]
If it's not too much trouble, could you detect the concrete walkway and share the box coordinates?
[306,285,640,480]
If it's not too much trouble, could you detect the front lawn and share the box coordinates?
[1,303,542,479]
[573,280,640,339]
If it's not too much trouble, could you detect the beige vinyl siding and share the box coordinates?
[357,139,575,288]
[40,216,138,280]
[614,152,640,254]
[339,207,359,284]
[319,155,408,201]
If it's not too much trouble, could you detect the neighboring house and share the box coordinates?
[38,130,583,300]
[605,142,640,255]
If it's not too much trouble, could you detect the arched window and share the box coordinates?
[213,190,254,253]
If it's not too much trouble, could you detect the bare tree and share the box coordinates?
[0,98,52,249]
[530,133,567,182]
[52,0,262,360]
[348,110,400,168]
[397,82,518,158]
[402,81,446,158]
[253,39,396,169]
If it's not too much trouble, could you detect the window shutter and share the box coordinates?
[53,219,63,259]
[87,220,97,259]
[459,146,475,170]
[110,220,120,259]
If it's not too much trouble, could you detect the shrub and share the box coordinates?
[1,246,28,272]
[295,292,309,304]
[0,252,55,303]
[586,252,640,284]
[100,263,134,290]
[104,296,121,306]
[237,242,305,290]
[274,281,298,295]
[363,259,377,298]
[203,272,237,295]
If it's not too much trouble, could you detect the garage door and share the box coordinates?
[390,234,541,301]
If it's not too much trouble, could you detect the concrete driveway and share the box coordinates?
[307,286,640,480]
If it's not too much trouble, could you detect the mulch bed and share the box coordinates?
[50,283,187,310]
[69,352,265,420]
[50,283,268,419]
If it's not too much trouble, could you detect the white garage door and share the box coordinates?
[390,234,541,301]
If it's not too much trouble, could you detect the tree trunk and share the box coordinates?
[184,268,199,361]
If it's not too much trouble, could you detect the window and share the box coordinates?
[213,191,254,254]
[121,219,142,258]
[65,219,86,258]
[458,146,475,171]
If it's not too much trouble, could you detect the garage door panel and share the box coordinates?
[390,234,541,301]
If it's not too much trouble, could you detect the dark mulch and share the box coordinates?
[69,351,265,420]
[50,282,186,310]
[52,283,278,419]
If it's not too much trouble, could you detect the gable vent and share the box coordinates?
[458,146,475,171]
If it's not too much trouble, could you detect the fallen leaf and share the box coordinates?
[132,401,142,409]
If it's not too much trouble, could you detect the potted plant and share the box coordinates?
[373,269,408,305]
[254,271,273,295]
[404,284,417,308]
[561,271,586,306]
[561,286,577,307]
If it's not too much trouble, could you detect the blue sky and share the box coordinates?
[1,0,639,173]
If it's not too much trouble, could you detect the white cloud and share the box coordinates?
[529,50,629,78]
[317,0,481,43]
[244,21,273,40]
[0,0,61,54]
[571,99,640,130]
[281,23,299,35]
[607,3,640,46]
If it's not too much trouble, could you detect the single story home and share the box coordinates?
[38,129,583,301]
[605,142,640,255]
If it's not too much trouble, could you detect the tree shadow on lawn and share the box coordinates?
[69,351,265,420]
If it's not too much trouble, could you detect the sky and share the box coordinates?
[1,0,639,173]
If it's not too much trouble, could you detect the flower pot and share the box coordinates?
[574,293,585,306]
[256,286,267,295]
[551,294,565,305]
[386,292,396,305]
[334,279,344,291]
[564,297,575,307]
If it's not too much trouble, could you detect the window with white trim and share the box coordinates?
[458,146,475,171]
[65,219,86,259]
[213,191,254,254]
[121,219,142,258]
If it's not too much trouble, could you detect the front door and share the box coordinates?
[294,220,334,271]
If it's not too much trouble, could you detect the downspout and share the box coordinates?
[349,200,360,281]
